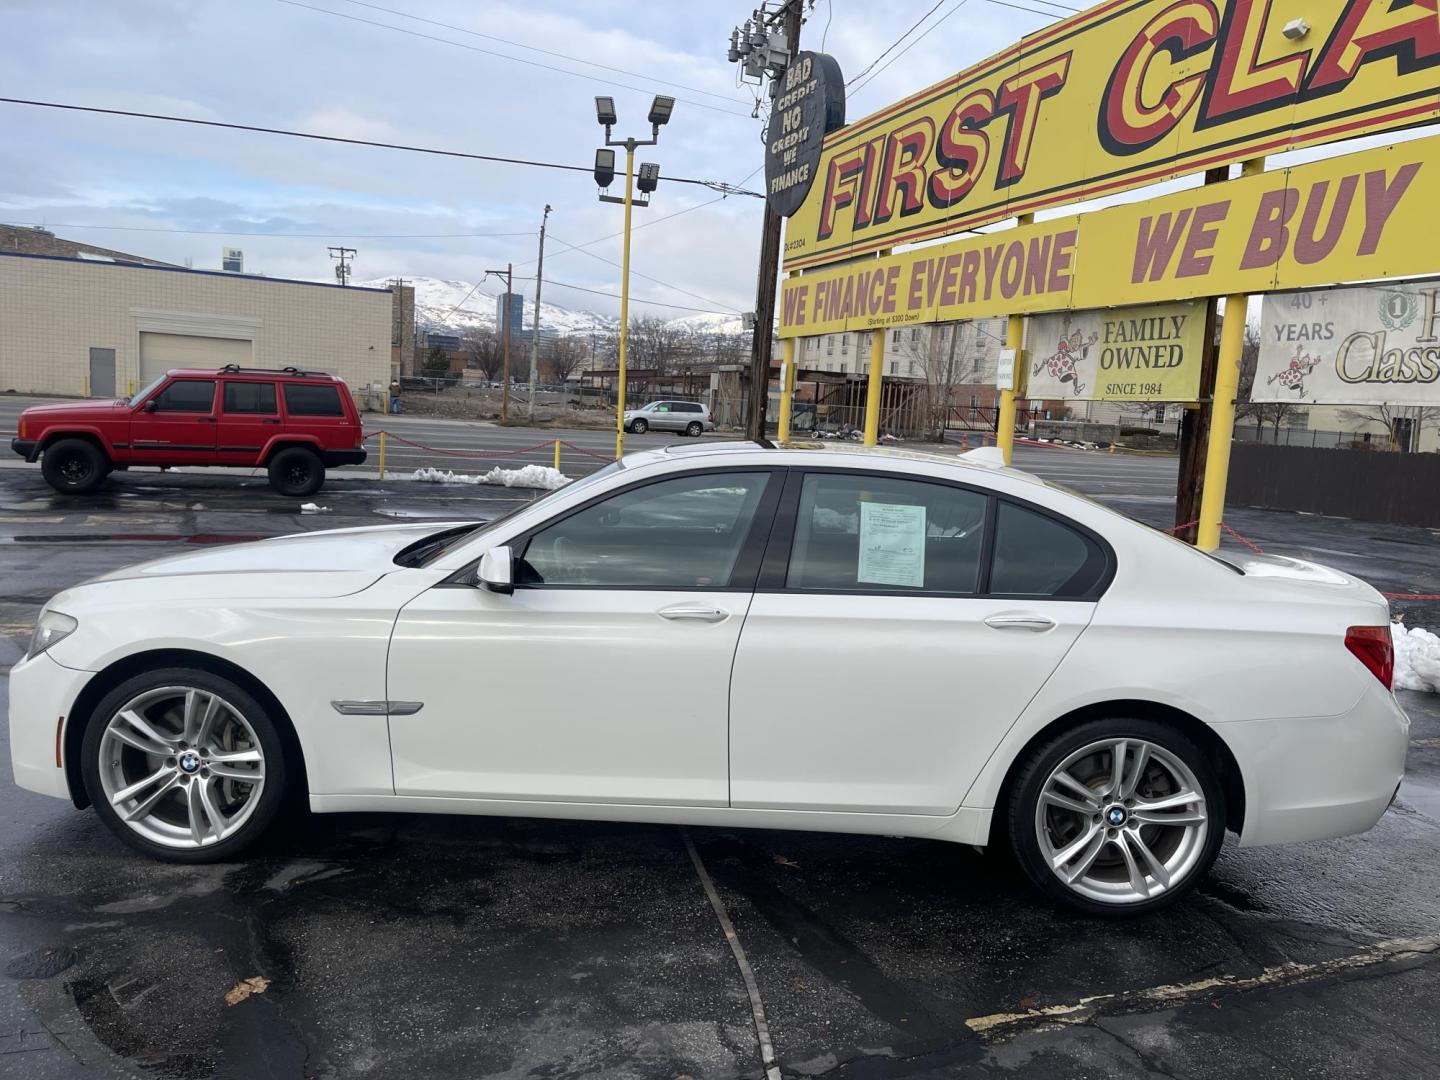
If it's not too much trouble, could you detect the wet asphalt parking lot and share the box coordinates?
[1,409,1438,1079]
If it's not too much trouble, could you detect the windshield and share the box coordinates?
[128,374,167,406]
[404,460,627,568]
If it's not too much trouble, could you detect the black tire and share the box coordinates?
[40,438,109,494]
[629,418,648,434]
[80,667,290,863]
[1006,717,1226,917]
[267,446,325,497]
[685,421,703,437]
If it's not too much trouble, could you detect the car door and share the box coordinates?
[215,379,279,465]
[646,402,674,431]
[729,469,1108,816]
[130,378,218,464]
[386,468,782,805]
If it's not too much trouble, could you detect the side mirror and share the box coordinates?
[141,400,158,412]
[477,546,514,594]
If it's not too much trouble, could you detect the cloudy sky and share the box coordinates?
[0,0,1061,321]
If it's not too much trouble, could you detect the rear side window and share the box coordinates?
[786,473,987,594]
[152,380,215,412]
[283,383,344,417]
[990,501,1107,598]
[223,381,277,414]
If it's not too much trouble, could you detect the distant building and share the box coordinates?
[0,224,178,267]
[495,292,525,352]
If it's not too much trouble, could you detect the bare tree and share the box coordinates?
[462,328,502,382]
[1336,403,1440,450]
[626,316,693,375]
[542,335,588,385]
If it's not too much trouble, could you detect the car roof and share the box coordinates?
[641,441,1046,486]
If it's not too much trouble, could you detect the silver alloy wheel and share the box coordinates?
[1034,737,1208,905]
[97,686,266,849]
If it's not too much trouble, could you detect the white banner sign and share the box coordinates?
[1254,283,1440,405]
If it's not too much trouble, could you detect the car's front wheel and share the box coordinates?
[267,446,325,497]
[629,418,648,434]
[1007,718,1224,916]
[41,438,109,494]
[81,669,289,862]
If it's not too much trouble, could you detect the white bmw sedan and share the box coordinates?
[9,444,1408,914]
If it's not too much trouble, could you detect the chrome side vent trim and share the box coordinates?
[330,701,424,716]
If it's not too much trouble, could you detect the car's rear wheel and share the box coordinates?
[41,438,109,494]
[685,421,703,437]
[81,669,288,862]
[267,446,325,497]
[1007,718,1224,916]
[629,418,648,434]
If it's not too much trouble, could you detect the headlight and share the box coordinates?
[28,610,77,659]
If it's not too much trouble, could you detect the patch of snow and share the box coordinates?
[1393,623,1440,693]
[299,503,331,513]
[412,465,570,490]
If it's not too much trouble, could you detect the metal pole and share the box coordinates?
[615,144,636,459]
[997,214,1034,465]
[777,337,797,445]
[1196,157,1265,551]
[863,328,885,446]
[528,205,551,420]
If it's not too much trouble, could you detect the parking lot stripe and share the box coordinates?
[964,934,1440,1037]
[684,830,783,1080]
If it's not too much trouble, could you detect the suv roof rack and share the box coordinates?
[218,364,334,378]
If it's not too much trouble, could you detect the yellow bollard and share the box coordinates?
[554,439,561,472]
[83,375,89,398]
[378,432,387,480]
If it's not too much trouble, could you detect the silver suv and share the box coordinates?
[623,400,715,436]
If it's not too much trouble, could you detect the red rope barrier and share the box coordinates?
[364,430,554,459]
[559,440,616,461]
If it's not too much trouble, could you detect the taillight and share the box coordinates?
[1345,625,1394,689]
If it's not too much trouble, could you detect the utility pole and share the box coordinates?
[742,0,803,444]
[328,246,356,287]
[528,204,553,420]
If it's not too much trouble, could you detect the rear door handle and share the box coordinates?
[658,605,730,623]
[984,613,1056,632]
[197,416,216,423]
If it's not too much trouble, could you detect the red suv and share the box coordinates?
[11,366,367,497]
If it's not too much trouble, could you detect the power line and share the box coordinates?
[276,0,751,118]
[850,0,972,98]
[0,97,763,196]
[333,0,749,106]
[982,0,1062,19]
[846,0,947,86]
[2,221,536,239]
[546,232,741,313]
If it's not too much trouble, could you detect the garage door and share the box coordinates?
[138,333,252,383]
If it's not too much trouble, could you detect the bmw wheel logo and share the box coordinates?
[1106,805,1128,827]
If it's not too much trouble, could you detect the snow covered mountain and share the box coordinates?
[358,276,744,339]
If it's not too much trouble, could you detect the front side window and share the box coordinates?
[283,383,344,417]
[519,471,771,588]
[786,473,987,594]
[990,501,1107,598]
[152,379,215,413]
[223,381,277,413]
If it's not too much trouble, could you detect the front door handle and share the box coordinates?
[984,613,1057,632]
[658,604,730,623]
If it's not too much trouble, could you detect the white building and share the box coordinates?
[0,251,394,404]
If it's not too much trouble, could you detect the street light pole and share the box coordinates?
[593,94,671,460]
[527,204,552,421]
[484,265,514,421]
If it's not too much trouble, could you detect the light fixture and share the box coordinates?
[636,162,660,194]
[647,95,675,128]
[594,96,618,127]
[594,148,616,188]
[1282,17,1310,40]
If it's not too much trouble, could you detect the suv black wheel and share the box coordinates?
[1007,717,1225,916]
[81,667,289,862]
[267,447,325,497]
[629,418,649,434]
[41,438,109,494]
[685,421,703,437]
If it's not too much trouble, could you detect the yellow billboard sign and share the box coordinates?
[781,132,1439,337]
[1026,301,1207,401]
[783,0,1440,271]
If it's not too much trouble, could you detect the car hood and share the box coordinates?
[77,521,475,598]
[23,399,131,418]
